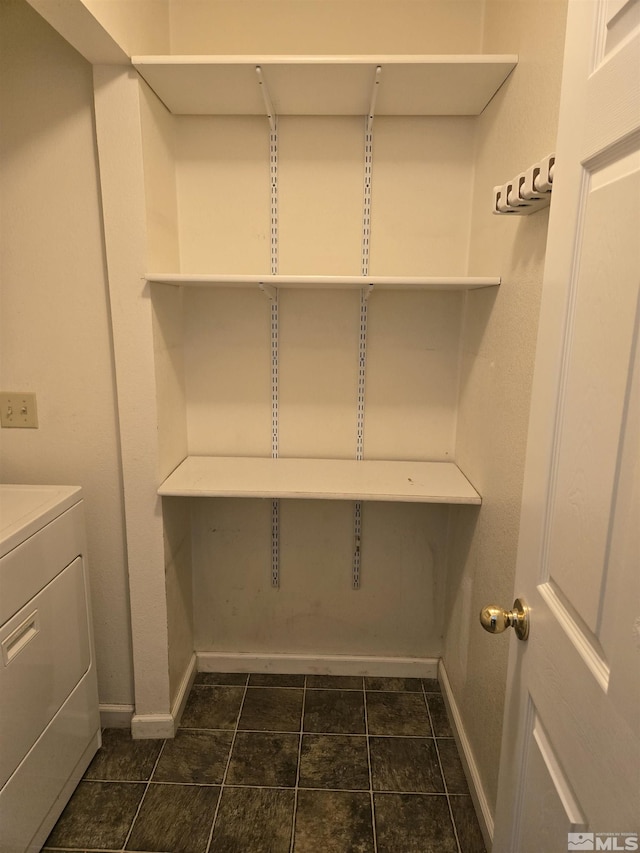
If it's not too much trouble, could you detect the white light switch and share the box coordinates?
[0,392,38,428]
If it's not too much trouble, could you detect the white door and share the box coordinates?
[492,1,640,851]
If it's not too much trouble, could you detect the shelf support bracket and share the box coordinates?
[259,282,278,301]
[256,66,277,133]
[367,66,382,133]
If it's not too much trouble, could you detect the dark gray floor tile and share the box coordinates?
[422,677,441,693]
[364,676,422,692]
[226,731,299,786]
[83,729,163,782]
[153,729,233,784]
[293,790,374,853]
[209,787,294,853]
[248,672,306,687]
[450,796,487,852]
[306,675,363,690]
[299,734,369,791]
[428,693,453,737]
[45,781,145,850]
[366,691,431,736]
[238,687,303,732]
[370,737,444,793]
[303,690,365,734]
[374,793,457,853]
[194,672,248,686]
[438,738,470,794]
[125,783,219,853]
[180,685,244,730]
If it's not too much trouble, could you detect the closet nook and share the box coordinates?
[93,44,517,736]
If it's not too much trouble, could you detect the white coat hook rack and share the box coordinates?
[493,153,555,215]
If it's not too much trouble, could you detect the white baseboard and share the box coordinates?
[439,660,494,851]
[99,704,134,729]
[131,713,175,739]
[129,654,197,739]
[170,652,197,729]
[196,651,438,679]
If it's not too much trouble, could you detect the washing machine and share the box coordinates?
[0,485,100,853]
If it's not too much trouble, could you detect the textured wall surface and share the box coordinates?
[444,0,569,817]
[0,0,134,706]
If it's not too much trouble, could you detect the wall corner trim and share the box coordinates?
[439,660,495,850]
[131,713,175,740]
[171,653,198,729]
[129,654,197,739]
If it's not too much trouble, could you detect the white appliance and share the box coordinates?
[0,485,100,853]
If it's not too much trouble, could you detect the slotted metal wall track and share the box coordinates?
[353,124,375,589]
[269,123,280,588]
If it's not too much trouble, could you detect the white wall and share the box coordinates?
[83,0,170,55]
[173,111,477,660]
[444,0,569,818]
[0,0,134,707]
[168,0,485,54]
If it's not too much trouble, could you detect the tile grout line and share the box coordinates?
[423,683,463,853]
[119,736,169,853]
[71,780,456,796]
[288,675,307,853]
[362,677,379,853]
[204,674,250,853]
[178,725,452,739]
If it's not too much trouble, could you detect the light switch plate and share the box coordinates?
[0,392,38,428]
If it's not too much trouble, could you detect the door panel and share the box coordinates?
[547,166,640,634]
[516,707,587,853]
[493,0,640,848]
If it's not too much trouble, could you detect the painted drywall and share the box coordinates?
[139,81,193,706]
[174,111,475,658]
[444,0,569,818]
[82,0,171,55]
[193,500,450,658]
[0,0,134,706]
[92,64,173,721]
[176,115,474,462]
[168,0,485,54]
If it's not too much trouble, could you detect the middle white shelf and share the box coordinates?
[146,274,501,291]
[158,456,482,505]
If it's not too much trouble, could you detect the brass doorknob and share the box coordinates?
[480,598,530,641]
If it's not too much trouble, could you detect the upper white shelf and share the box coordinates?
[158,456,481,505]
[132,54,517,117]
[146,274,500,291]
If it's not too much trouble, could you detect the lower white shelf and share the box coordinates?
[146,274,500,291]
[158,456,481,505]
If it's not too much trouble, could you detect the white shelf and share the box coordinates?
[158,456,482,505]
[146,274,500,291]
[132,54,517,117]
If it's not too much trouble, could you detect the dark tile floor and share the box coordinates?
[44,673,487,853]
